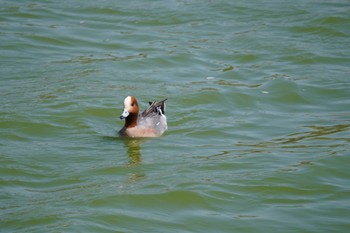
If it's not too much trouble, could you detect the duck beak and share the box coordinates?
[120,109,129,119]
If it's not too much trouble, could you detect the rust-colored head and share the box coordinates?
[120,96,139,127]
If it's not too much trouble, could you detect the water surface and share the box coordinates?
[1,0,350,232]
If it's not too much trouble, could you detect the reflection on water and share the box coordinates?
[102,136,144,165]
[118,138,147,186]
[120,138,151,166]
[274,123,350,145]
[125,139,142,165]
[236,122,349,150]
[53,53,147,64]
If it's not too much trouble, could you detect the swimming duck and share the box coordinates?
[118,96,167,137]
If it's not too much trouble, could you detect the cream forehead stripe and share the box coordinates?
[124,96,132,107]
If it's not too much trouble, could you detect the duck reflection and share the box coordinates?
[118,137,148,185]
[122,138,145,166]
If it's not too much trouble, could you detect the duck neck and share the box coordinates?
[125,113,138,128]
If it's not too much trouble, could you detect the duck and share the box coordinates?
[118,96,168,137]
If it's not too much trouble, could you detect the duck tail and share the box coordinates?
[143,98,167,117]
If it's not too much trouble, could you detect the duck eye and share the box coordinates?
[131,102,135,107]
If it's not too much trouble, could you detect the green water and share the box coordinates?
[1,0,350,232]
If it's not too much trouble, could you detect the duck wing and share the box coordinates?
[141,98,167,117]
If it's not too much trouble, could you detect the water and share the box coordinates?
[1,0,350,232]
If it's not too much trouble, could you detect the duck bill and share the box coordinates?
[120,109,129,119]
